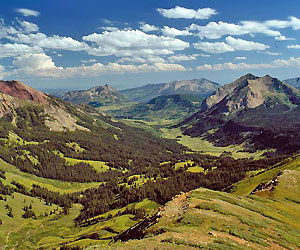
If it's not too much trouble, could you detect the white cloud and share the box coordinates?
[168,54,197,62]
[13,53,56,70]
[83,29,189,57]
[140,24,159,32]
[235,57,246,60]
[10,53,186,78]
[196,57,300,71]
[9,33,88,51]
[0,65,5,78]
[264,51,281,56]
[101,26,119,32]
[161,26,191,37]
[194,37,268,54]
[16,8,40,17]
[18,21,39,33]
[198,53,211,58]
[225,36,269,51]
[189,16,300,39]
[81,59,97,63]
[275,35,295,41]
[0,43,43,58]
[157,6,217,19]
[117,56,166,64]
[287,44,300,49]
[194,41,234,54]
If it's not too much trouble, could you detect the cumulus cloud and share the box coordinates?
[168,54,197,62]
[157,6,217,19]
[264,51,281,56]
[9,33,88,51]
[194,37,269,53]
[225,36,269,51]
[83,29,189,57]
[189,16,300,39]
[161,26,191,37]
[194,41,234,54]
[275,35,295,41]
[16,8,40,17]
[0,43,43,58]
[13,53,56,70]
[287,44,300,49]
[101,26,119,32]
[10,53,186,78]
[18,21,39,33]
[196,57,300,71]
[117,56,166,64]
[81,59,97,63]
[140,24,159,32]
[235,57,246,60]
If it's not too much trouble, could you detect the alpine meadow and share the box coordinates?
[0,1,300,249]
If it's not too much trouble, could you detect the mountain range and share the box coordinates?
[120,78,220,103]
[62,84,128,106]
[109,94,204,122]
[0,80,89,131]
[180,74,300,153]
[1,76,300,249]
[283,77,300,90]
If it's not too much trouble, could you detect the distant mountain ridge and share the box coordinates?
[121,78,220,103]
[180,74,300,153]
[0,80,89,131]
[109,94,204,121]
[63,84,128,105]
[283,77,300,90]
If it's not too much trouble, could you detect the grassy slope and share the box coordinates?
[90,155,300,250]
[161,128,268,159]
[0,158,100,194]
[232,154,300,196]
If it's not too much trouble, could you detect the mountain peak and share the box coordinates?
[0,80,48,104]
[121,78,220,103]
[202,74,299,114]
[63,84,127,105]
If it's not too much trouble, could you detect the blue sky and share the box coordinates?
[1,0,300,90]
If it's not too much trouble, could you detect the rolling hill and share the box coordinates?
[283,77,300,90]
[0,78,299,249]
[92,154,300,250]
[63,84,128,106]
[109,94,204,122]
[180,74,300,154]
[121,78,220,103]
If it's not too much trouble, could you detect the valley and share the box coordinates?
[0,76,299,249]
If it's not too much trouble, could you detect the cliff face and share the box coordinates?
[0,80,49,104]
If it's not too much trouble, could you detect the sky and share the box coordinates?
[1,0,300,90]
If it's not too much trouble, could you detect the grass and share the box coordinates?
[187,166,205,173]
[64,157,111,172]
[66,142,85,153]
[0,158,101,194]
[232,154,300,196]
[161,128,269,159]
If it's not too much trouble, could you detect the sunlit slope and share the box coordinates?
[95,156,300,250]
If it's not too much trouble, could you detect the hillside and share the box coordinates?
[0,78,298,250]
[96,155,300,250]
[109,94,204,122]
[0,80,89,132]
[63,84,128,106]
[180,74,300,154]
[283,77,300,90]
[1,80,280,249]
[121,79,220,103]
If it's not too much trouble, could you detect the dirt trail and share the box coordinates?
[3,223,26,250]
[158,192,190,221]
[113,192,190,243]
